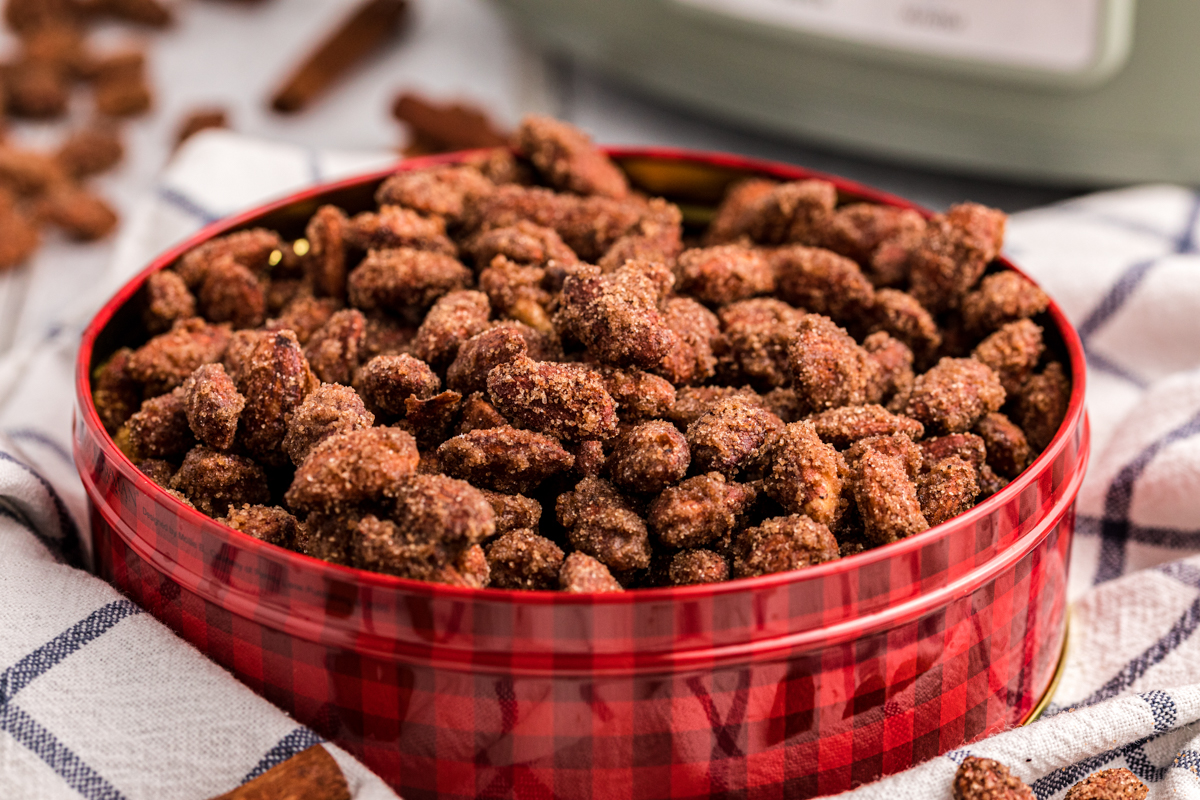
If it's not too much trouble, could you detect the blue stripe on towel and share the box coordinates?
[1173,749,1200,775]
[8,428,74,467]
[1071,190,1200,390]
[1,601,142,703]
[0,601,141,800]
[0,451,83,567]
[1094,409,1200,583]
[1031,732,1169,798]
[0,704,128,800]
[1074,598,1200,707]
[242,726,326,783]
[156,185,220,224]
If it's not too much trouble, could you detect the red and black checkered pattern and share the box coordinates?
[75,407,1085,800]
[73,149,1090,799]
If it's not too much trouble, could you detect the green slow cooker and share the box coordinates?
[492,0,1199,185]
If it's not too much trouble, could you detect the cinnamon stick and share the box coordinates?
[391,92,509,154]
[207,744,350,800]
[270,0,409,113]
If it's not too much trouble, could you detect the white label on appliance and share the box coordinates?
[672,0,1104,73]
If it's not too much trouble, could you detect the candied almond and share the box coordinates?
[143,271,196,334]
[599,197,683,271]
[850,449,928,545]
[236,329,318,465]
[347,247,472,317]
[788,314,876,411]
[181,363,244,450]
[488,356,618,441]
[1017,361,1070,451]
[1064,769,1146,800]
[557,476,651,573]
[905,357,1005,435]
[304,308,366,386]
[176,228,282,290]
[437,425,574,493]
[514,115,628,199]
[465,219,577,269]
[458,392,508,434]
[383,473,496,562]
[917,455,979,526]
[267,295,340,346]
[606,420,690,495]
[961,271,1050,334]
[486,529,564,591]
[675,244,774,306]
[749,180,837,246]
[136,458,174,487]
[919,432,986,472]
[479,489,542,535]
[196,254,266,330]
[764,421,845,525]
[127,317,231,396]
[649,471,755,549]
[445,325,528,395]
[555,260,678,370]
[908,203,1006,312]
[770,245,874,323]
[720,298,805,390]
[868,289,941,366]
[353,514,452,582]
[375,165,494,223]
[596,366,676,422]
[972,319,1044,395]
[402,390,463,448]
[703,177,777,245]
[297,510,360,565]
[657,297,722,386]
[354,354,440,417]
[285,425,419,514]
[170,446,269,518]
[220,504,299,548]
[809,404,923,449]
[124,387,193,459]
[463,184,642,262]
[346,205,456,255]
[37,184,118,241]
[846,433,923,479]
[668,385,761,429]
[410,290,491,368]
[92,347,141,433]
[863,331,915,405]
[730,514,839,578]
[559,551,623,593]
[974,412,1031,478]
[686,395,783,478]
[304,205,349,299]
[478,256,552,331]
[819,203,925,268]
[282,383,374,466]
[666,549,729,586]
[953,757,1034,800]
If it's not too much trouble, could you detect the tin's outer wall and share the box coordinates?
[73,150,1089,799]
[79,421,1080,799]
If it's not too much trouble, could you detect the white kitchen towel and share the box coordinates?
[0,131,400,800]
[3,132,1200,799]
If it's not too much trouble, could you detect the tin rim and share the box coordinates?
[73,146,1090,615]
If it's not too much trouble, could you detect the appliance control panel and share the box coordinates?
[672,0,1134,83]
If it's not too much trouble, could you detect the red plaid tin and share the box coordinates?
[74,149,1089,800]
